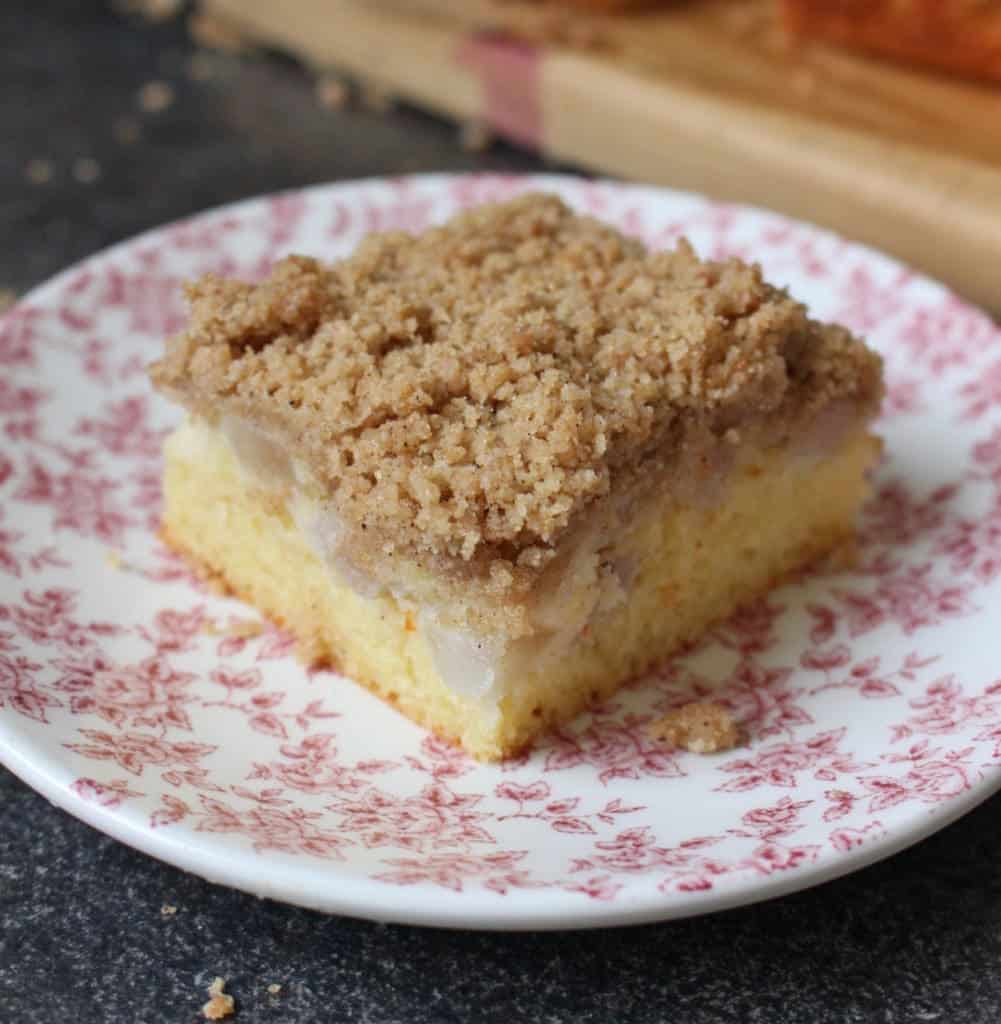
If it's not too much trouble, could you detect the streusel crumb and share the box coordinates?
[151,193,882,575]
[649,701,741,754]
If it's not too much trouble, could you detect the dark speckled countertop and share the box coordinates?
[2,3,1001,1022]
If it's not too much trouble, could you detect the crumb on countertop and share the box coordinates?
[202,977,235,1021]
[649,701,741,754]
[160,903,178,917]
[25,158,53,185]
[266,984,282,996]
[138,79,175,114]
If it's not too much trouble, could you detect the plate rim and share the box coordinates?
[1,171,999,931]
[3,721,1000,930]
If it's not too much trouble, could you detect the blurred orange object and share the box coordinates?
[781,0,1001,82]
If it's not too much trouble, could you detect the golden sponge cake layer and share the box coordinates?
[163,418,879,761]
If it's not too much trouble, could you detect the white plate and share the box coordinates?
[2,174,1000,930]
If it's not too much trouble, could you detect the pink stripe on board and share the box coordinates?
[456,32,543,149]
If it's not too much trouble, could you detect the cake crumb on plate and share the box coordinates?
[72,157,101,185]
[649,702,740,754]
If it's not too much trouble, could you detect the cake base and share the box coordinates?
[162,421,879,761]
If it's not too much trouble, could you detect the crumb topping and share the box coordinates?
[151,193,882,574]
[649,701,741,754]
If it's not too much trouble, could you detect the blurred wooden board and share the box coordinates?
[204,0,1001,313]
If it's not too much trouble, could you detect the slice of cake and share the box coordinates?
[149,193,883,762]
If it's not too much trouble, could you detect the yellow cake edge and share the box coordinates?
[160,427,879,761]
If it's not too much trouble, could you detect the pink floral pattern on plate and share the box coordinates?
[1,175,1000,929]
